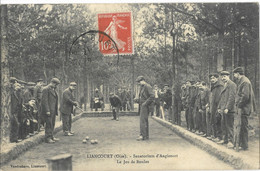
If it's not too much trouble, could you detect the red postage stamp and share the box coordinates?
[98,12,133,55]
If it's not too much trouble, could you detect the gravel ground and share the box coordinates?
[1,116,233,171]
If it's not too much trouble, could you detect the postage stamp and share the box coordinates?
[98,12,133,55]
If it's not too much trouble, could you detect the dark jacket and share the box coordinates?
[60,88,76,115]
[138,83,155,106]
[209,81,223,115]
[34,84,43,104]
[109,95,122,107]
[198,87,210,110]
[23,88,34,104]
[235,76,256,116]
[11,90,23,118]
[218,80,237,113]
[41,85,59,116]
[120,90,129,103]
[188,85,197,108]
[162,89,172,109]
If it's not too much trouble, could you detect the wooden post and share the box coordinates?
[47,153,72,171]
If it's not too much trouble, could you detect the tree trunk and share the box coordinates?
[170,8,175,123]
[217,32,224,72]
[231,27,235,80]
[1,5,11,144]
[131,54,135,111]
[83,54,87,110]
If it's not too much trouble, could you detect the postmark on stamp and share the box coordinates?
[98,12,133,55]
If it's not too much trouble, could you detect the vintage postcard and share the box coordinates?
[0,2,259,171]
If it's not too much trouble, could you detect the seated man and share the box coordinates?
[109,93,122,121]
[93,88,104,111]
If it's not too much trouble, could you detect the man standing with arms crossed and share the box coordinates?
[41,78,60,143]
[135,76,154,141]
[60,82,78,136]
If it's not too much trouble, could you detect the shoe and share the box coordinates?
[192,129,196,133]
[116,118,119,121]
[29,133,34,136]
[213,137,220,142]
[34,131,39,134]
[70,131,74,135]
[136,136,144,141]
[143,137,149,140]
[201,133,207,137]
[52,137,59,141]
[25,135,30,139]
[17,139,22,142]
[45,139,55,143]
[206,136,212,140]
[195,131,200,134]
[64,132,73,136]
[227,142,234,149]
[217,140,225,144]
[198,132,204,135]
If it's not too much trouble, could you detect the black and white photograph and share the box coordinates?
[0,1,259,170]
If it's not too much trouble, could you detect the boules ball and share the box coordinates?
[90,140,95,144]
[82,139,87,144]
[85,136,89,140]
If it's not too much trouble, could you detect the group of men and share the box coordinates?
[180,67,256,150]
[10,77,78,143]
[10,78,44,143]
[134,67,256,152]
[40,78,78,143]
[117,87,134,111]
[9,66,256,150]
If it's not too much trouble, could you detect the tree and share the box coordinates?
[1,5,11,144]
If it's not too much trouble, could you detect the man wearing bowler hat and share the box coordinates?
[217,71,237,148]
[41,78,60,143]
[60,82,78,136]
[135,76,154,141]
[233,67,256,151]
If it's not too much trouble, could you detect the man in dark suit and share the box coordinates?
[41,78,60,143]
[135,76,155,141]
[233,67,256,151]
[208,74,223,142]
[10,82,23,143]
[60,82,78,136]
[109,93,122,121]
[217,71,237,148]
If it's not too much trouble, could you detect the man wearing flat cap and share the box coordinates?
[60,82,78,136]
[233,67,256,151]
[208,73,223,142]
[135,76,154,141]
[10,83,23,143]
[109,92,122,121]
[217,71,237,148]
[41,78,60,143]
